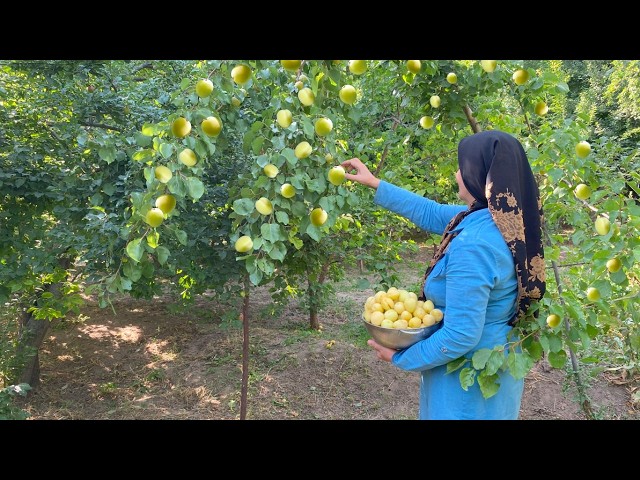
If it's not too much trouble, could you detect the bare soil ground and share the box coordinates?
[18,249,640,421]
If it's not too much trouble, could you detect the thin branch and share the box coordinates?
[463,105,482,133]
[79,121,123,132]
[132,62,154,74]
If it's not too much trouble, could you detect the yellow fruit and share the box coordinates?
[546,314,561,328]
[371,311,384,326]
[574,183,591,200]
[400,311,413,322]
[423,299,434,312]
[201,116,222,137]
[310,207,328,226]
[430,95,441,108]
[446,72,457,84]
[422,314,436,327]
[171,117,191,138]
[255,197,273,216]
[231,64,251,85]
[413,307,426,320]
[408,317,423,328]
[348,60,367,75]
[280,60,302,71]
[398,290,409,303]
[393,319,409,329]
[419,116,434,129]
[328,166,346,186]
[380,319,394,329]
[280,183,296,198]
[534,101,549,116]
[178,148,197,167]
[339,85,357,105]
[595,216,610,235]
[276,109,293,128]
[407,60,421,74]
[295,80,304,90]
[403,297,417,313]
[155,194,176,214]
[480,60,497,73]
[606,258,622,273]
[263,164,279,178]
[235,235,254,253]
[586,287,601,302]
[195,79,214,98]
[575,141,591,158]
[298,87,315,106]
[325,153,334,164]
[145,208,165,227]
[231,97,241,107]
[513,69,529,85]
[154,165,172,184]
[386,287,400,301]
[294,141,312,159]
[384,309,399,322]
[431,308,444,322]
[315,117,333,136]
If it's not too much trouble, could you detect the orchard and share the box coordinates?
[1,60,639,419]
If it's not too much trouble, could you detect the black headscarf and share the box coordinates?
[420,130,546,325]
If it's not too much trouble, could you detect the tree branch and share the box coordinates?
[463,104,482,133]
[79,121,123,132]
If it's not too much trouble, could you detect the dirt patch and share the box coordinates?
[17,250,640,421]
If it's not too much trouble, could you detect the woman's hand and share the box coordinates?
[368,339,397,362]
[341,158,380,189]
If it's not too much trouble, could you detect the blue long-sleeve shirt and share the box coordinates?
[373,181,522,419]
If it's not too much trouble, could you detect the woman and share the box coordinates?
[342,130,546,420]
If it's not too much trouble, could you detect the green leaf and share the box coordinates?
[120,277,132,291]
[185,177,205,200]
[175,229,187,246]
[141,124,157,136]
[126,238,144,263]
[446,357,468,374]
[356,278,370,290]
[525,341,543,361]
[146,231,159,249]
[98,145,117,164]
[132,149,154,162]
[261,223,285,241]
[548,349,567,369]
[459,367,476,391]
[134,132,152,147]
[306,223,321,241]
[275,210,289,225]
[102,183,116,196]
[471,348,493,370]
[301,116,315,138]
[252,136,265,155]
[547,334,564,353]
[506,351,533,380]
[485,350,505,376]
[159,143,174,159]
[282,148,298,167]
[267,242,287,261]
[122,262,142,282]
[477,371,500,399]
[233,198,255,215]
[156,246,170,265]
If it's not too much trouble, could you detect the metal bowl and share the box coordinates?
[362,319,442,350]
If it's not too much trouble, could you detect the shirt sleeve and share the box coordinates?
[390,238,500,371]
[373,181,466,235]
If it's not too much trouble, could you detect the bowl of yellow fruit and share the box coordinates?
[362,287,444,350]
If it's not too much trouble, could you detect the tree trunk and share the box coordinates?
[307,257,332,331]
[17,257,71,387]
[240,277,250,420]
